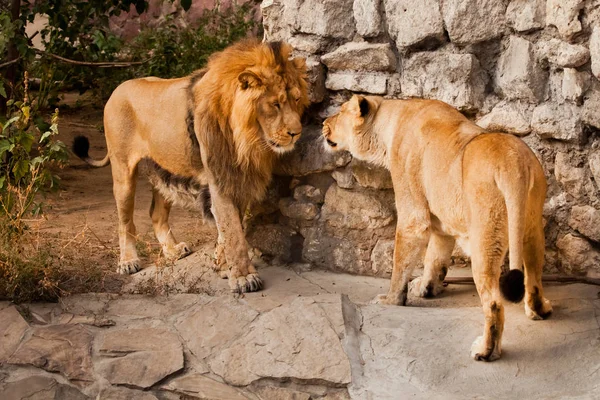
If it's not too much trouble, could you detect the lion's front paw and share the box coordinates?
[164,242,192,260]
[371,292,406,306]
[117,259,141,275]
[229,272,263,293]
[470,335,501,362]
[409,276,444,298]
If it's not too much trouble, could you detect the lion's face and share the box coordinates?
[322,96,366,153]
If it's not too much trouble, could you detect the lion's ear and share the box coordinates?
[348,95,369,118]
[238,71,263,90]
[292,57,306,71]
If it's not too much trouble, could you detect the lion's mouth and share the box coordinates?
[268,140,281,148]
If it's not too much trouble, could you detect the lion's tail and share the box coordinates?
[497,161,529,304]
[72,136,110,167]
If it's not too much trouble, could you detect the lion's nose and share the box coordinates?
[287,131,299,137]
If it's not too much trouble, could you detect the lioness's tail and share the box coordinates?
[72,136,110,167]
[497,161,529,303]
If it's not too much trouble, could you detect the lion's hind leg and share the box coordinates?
[150,189,191,261]
[112,162,141,274]
[410,232,455,298]
[523,224,552,320]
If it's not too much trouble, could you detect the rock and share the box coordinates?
[506,0,545,32]
[322,184,395,230]
[276,126,352,176]
[401,52,486,111]
[556,233,600,275]
[325,72,389,94]
[261,0,290,42]
[294,0,355,39]
[98,328,184,388]
[279,198,320,220]
[546,0,584,39]
[162,373,250,399]
[532,103,583,143]
[384,0,445,49]
[589,150,600,185]
[497,36,546,102]
[0,376,89,400]
[591,27,600,80]
[0,306,29,363]
[98,387,158,400]
[247,224,297,260]
[209,296,352,386]
[321,42,397,72]
[353,0,382,37]
[371,239,394,276]
[9,325,94,382]
[476,101,533,135]
[332,168,356,189]
[306,58,326,103]
[351,160,393,189]
[442,0,507,45]
[303,228,374,274]
[554,152,586,199]
[562,68,590,102]
[537,39,590,68]
[251,386,312,400]
[582,90,600,129]
[288,35,327,54]
[569,205,600,242]
[294,184,324,203]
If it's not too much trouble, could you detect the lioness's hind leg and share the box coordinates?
[410,232,455,298]
[150,189,191,260]
[523,225,552,320]
[112,162,141,274]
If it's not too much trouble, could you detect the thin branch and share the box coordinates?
[33,49,150,68]
[0,56,21,69]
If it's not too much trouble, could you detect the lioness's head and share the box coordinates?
[323,95,379,156]
[226,41,309,155]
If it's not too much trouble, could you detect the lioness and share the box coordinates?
[323,95,552,361]
[73,39,309,293]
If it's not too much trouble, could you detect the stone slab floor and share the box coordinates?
[1,248,599,399]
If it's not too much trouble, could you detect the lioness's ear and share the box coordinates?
[292,57,306,71]
[238,71,263,90]
[348,95,369,118]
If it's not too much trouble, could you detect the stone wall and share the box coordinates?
[251,0,600,278]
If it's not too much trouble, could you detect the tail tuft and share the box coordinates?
[72,135,90,159]
[500,269,525,303]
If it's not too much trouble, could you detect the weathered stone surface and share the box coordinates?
[209,296,352,386]
[0,376,89,400]
[556,233,600,275]
[562,68,590,102]
[294,184,324,203]
[371,239,394,276]
[303,228,374,274]
[9,325,93,382]
[321,42,396,72]
[384,0,445,49]
[506,0,545,32]
[162,373,250,399]
[590,150,600,185]
[332,168,356,189]
[325,72,389,94]
[279,198,319,220]
[288,35,327,54]
[351,161,393,189]
[0,306,29,363]
[402,52,485,111]
[554,152,586,199]
[591,27,600,80]
[306,58,326,103]
[294,0,355,39]
[247,224,297,260]
[442,0,508,45]
[537,39,590,68]
[251,386,312,400]
[477,101,533,135]
[276,126,352,177]
[532,103,583,143]
[322,184,394,230]
[546,0,584,39]
[98,328,183,388]
[569,205,600,243]
[261,0,290,42]
[98,387,158,400]
[497,36,546,102]
[582,90,600,129]
[353,0,382,37]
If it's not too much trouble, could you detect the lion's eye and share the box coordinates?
[295,97,300,103]
[273,102,281,109]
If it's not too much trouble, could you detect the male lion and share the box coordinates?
[72,39,309,293]
[323,95,552,361]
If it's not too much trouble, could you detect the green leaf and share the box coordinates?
[0,83,6,99]
[13,159,30,181]
[0,175,5,189]
[181,0,192,11]
[19,133,34,152]
[40,131,53,143]
[0,139,13,156]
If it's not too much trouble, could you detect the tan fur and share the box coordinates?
[77,39,308,293]
[323,95,552,361]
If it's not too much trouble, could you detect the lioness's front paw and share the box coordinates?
[409,276,444,298]
[371,293,406,306]
[164,242,192,260]
[229,273,263,293]
[117,259,141,275]
[470,335,501,362]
